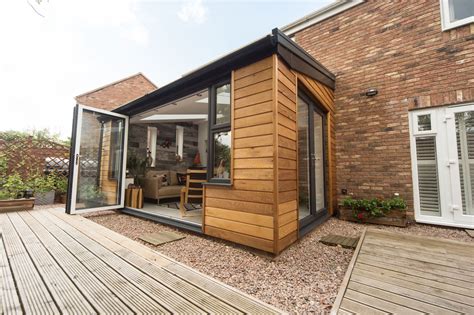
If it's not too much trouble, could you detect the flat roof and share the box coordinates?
[114,28,335,116]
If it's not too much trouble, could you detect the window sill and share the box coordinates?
[202,181,232,188]
[441,20,474,32]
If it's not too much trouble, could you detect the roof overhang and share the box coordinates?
[114,28,335,116]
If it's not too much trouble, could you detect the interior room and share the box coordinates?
[124,84,230,230]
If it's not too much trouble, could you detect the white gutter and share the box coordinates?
[282,0,365,36]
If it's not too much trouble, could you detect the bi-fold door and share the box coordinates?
[410,103,474,228]
[66,105,128,214]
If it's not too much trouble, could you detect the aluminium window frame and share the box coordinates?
[207,79,232,184]
[440,0,474,31]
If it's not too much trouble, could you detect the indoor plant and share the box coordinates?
[339,195,407,227]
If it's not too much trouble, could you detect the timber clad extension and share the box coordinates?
[205,57,276,253]
[204,55,336,254]
[70,29,338,254]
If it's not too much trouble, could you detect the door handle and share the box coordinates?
[75,154,80,165]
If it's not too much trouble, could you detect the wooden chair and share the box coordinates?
[179,169,207,217]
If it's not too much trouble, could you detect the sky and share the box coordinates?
[0,0,331,139]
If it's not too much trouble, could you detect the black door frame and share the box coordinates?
[298,89,329,235]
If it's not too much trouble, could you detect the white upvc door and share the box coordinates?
[66,104,128,214]
[446,105,474,227]
[410,103,474,229]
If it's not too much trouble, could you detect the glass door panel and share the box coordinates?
[455,111,474,216]
[67,105,128,214]
[297,92,328,229]
[313,111,325,213]
[298,97,311,220]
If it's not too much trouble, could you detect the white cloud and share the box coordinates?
[177,0,208,24]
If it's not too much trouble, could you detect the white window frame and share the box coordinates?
[440,0,474,31]
[411,109,437,136]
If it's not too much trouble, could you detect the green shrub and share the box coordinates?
[0,190,11,200]
[55,176,68,194]
[342,196,407,219]
[30,174,56,193]
[1,173,28,199]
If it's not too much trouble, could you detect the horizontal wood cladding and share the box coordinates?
[206,197,273,215]
[234,101,272,119]
[204,56,278,254]
[205,226,274,253]
[234,134,273,148]
[276,57,299,253]
[206,207,273,228]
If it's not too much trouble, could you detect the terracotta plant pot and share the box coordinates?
[338,206,407,227]
[0,198,35,213]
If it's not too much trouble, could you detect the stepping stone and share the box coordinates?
[465,229,474,238]
[320,234,359,249]
[139,231,185,246]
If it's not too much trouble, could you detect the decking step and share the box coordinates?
[319,234,359,249]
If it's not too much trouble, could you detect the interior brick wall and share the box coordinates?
[293,1,474,216]
[127,123,199,171]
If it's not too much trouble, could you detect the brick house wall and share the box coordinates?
[292,1,474,216]
[75,73,157,111]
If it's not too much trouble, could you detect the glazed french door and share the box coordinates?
[66,105,128,214]
[410,103,474,228]
[298,92,327,232]
[447,105,474,227]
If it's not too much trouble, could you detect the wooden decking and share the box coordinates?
[332,229,474,315]
[0,209,283,314]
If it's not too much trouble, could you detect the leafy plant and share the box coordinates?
[127,155,147,180]
[1,173,28,199]
[342,196,406,220]
[55,176,68,194]
[30,174,57,193]
[0,189,11,200]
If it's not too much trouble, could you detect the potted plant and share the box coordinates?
[127,155,147,185]
[54,176,68,204]
[339,195,407,227]
[0,173,35,211]
[31,173,56,205]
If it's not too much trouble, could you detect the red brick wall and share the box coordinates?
[76,74,156,111]
[293,1,474,215]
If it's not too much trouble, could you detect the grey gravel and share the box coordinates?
[85,210,473,314]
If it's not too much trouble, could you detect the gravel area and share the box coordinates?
[86,211,473,314]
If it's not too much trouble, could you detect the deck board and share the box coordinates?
[47,209,242,314]
[0,209,283,314]
[0,213,59,314]
[332,229,474,315]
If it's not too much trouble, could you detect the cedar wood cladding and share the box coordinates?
[204,55,335,254]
